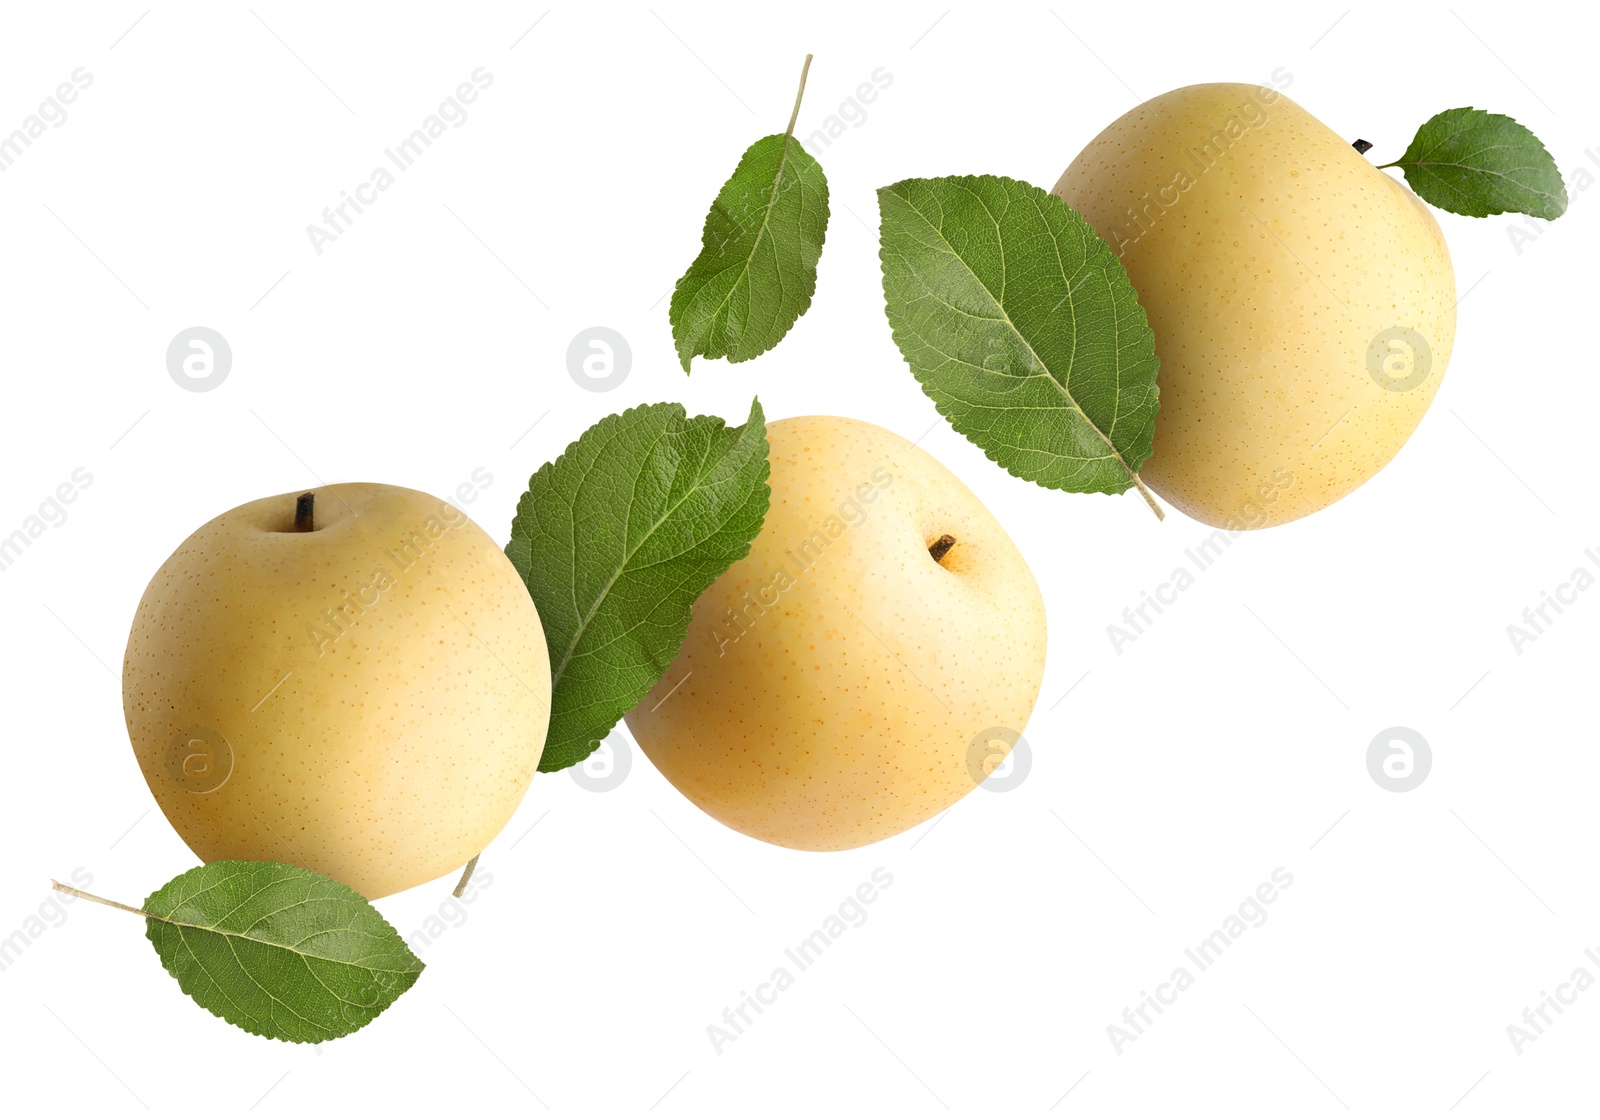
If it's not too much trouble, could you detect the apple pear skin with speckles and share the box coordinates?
[625,416,1047,851]
[122,483,550,900]
[1054,83,1456,528]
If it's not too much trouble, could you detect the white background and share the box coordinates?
[0,2,1594,1116]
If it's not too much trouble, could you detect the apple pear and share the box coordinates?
[625,415,1047,850]
[122,483,549,899]
[1054,83,1456,528]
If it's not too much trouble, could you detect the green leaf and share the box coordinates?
[506,399,771,771]
[1381,107,1567,219]
[877,174,1162,512]
[142,861,423,1043]
[669,57,829,372]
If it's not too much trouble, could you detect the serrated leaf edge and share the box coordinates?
[1386,107,1568,219]
[142,861,423,1045]
[875,173,1162,512]
[509,400,772,771]
[670,136,830,372]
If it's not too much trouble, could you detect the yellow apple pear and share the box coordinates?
[625,415,1047,850]
[1054,83,1456,528]
[123,483,550,899]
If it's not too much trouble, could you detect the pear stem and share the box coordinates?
[1352,138,1374,155]
[294,492,315,532]
[52,880,150,918]
[928,535,957,564]
[452,855,479,898]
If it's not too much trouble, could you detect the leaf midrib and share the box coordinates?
[547,413,751,690]
[889,183,1143,486]
[1392,113,1565,209]
[1398,155,1560,193]
[147,902,415,972]
[695,134,809,344]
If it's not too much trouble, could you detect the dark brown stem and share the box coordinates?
[1352,139,1373,155]
[294,492,315,532]
[928,534,957,564]
[452,855,479,898]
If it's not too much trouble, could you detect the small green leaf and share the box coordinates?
[670,56,829,372]
[142,861,423,1043]
[877,174,1162,514]
[506,399,770,771]
[1381,107,1567,219]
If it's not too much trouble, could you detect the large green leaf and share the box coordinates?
[877,174,1161,512]
[143,861,423,1043]
[506,400,770,771]
[1381,107,1567,219]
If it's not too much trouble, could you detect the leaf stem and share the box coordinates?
[784,54,813,139]
[1129,473,1166,521]
[52,880,151,918]
[452,855,479,898]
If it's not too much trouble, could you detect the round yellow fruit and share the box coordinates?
[1054,83,1456,528]
[123,483,550,899]
[626,415,1047,850]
